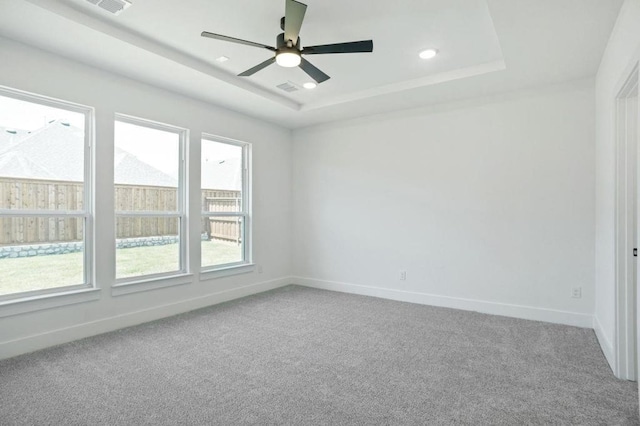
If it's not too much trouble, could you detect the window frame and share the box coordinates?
[0,85,94,303]
[113,114,188,284]
[200,134,252,274]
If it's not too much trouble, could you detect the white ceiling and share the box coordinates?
[0,0,624,128]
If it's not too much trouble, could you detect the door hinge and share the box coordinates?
[634,248,638,257]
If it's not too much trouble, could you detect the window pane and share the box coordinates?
[115,121,179,212]
[0,217,84,296]
[201,140,242,213]
[116,216,180,279]
[201,216,244,268]
[0,94,85,211]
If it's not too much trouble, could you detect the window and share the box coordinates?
[201,136,250,271]
[114,116,186,281]
[0,87,92,299]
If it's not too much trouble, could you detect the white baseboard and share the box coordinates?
[294,277,594,328]
[0,277,292,360]
[593,315,616,373]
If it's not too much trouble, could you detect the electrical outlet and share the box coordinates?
[399,271,407,281]
[571,287,582,299]
[257,265,263,274]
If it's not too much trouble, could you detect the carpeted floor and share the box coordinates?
[0,285,638,425]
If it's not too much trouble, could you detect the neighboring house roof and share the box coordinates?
[0,126,31,153]
[0,120,86,182]
[0,151,57,180]
[0,120,177,187]
[114,148,176,187]
[201,157,242,191]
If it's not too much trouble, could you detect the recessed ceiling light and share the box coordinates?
[419,48,438,60]
[215,56,230,63]
[303,82,317,90]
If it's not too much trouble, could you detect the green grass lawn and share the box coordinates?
[0,240,242,296]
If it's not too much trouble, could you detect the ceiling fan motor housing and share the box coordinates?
[277,33,300,51]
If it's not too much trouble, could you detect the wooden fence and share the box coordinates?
[1,178,84,245]
[202,190,242,243]
[1,177,241,245]
[115,183,179,239]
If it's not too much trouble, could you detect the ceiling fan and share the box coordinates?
[201,0,373,84]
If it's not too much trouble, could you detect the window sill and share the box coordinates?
[200,263,255,281]
[112,273,194,297]
[0,287,101,318]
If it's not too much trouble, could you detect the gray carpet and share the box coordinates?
[0,285,637,425]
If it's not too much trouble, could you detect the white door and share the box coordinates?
[616,65,639,381]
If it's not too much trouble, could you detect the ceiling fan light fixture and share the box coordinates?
[419,48,439,60]
[276,51,301,67]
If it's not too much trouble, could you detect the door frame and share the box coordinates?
[614,62,639,381]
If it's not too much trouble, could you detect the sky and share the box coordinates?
[0,94,84,130]
[115,121,180,177]
[202,139,241,166]
[115,122,242,178]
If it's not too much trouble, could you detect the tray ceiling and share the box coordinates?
[0,0,624,128]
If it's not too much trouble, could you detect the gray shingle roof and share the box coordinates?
[0,120,86,181]
[0,126,31,154]
[0,150,57,180]
[114,149,177,187]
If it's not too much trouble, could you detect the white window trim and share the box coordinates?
[200,263,255,281]
[114,114,189,288]
[111,273,194,297]
[0,288,100,318]
[200,134,252,274]
[0,85,94,310]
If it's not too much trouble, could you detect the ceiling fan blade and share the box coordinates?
[284,0,307,44]
[238,57,276,76]
[201,31,275,51]
[303,40,373,55]
[299,58,330,83]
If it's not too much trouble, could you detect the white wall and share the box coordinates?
[594,0,640,371]
[0,37,293,359]
[292,81,595,327]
